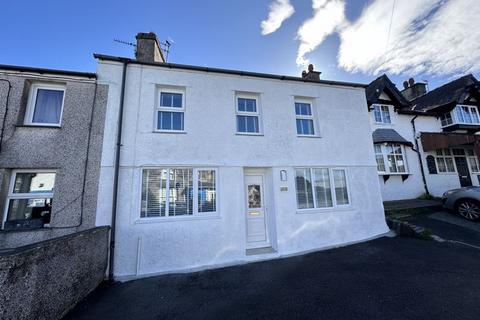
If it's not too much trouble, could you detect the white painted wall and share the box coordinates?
[95,61,388,278]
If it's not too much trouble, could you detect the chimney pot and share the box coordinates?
[403,81,409,89]
[308,64,314,72]
[408,78,415,86]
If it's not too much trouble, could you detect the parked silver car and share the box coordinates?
[443,187,480,221]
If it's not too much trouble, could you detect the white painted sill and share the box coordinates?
[134,214,221,224]
[235,132,264,136]
[296,206,354,215]
[297,134,321,138]
[153,130,187,134]
[378,173,411,176]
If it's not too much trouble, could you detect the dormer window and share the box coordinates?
[441,105,480,128]
[373,104,391,124]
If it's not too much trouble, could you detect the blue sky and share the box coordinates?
[1,0,478,90]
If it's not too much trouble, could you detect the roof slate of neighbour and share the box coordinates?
[365,74,411,108]
[410,74,479,112]
[372,128,413,146]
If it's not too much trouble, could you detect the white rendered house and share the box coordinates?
[94,33,389,278]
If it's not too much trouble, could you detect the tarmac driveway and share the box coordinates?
[65,235,480,320]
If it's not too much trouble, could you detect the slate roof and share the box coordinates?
[372,128,413,146]
[365,74,410,108]
[410,74,480,112]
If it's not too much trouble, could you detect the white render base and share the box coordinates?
[102,165,389,278]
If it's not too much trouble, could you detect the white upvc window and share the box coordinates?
[467,149,480,173]
[372,104,391,124]
[295,100,316,136]
[25,83,65,126]
[3,170,56,229]
[155,88,185,132]
[441,105,480,127]
[374,143,408,174]
[236,94,261,134]
[294,167,350,211]
[140,168,218,218]
[435,149,456,173]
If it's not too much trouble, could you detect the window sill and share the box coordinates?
[297,134,321,138]
[134,213,221,224]
[296,206,353,214]
[153,130,187,134]
[378,172,411,176]
[16,124,61,129]
[235,132,264,136]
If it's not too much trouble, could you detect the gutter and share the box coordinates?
[108,59,129,280]
[0,64,96,79]
[93,54,367,89]
[411,115,430,195]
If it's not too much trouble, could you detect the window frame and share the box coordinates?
[24,83,66,127]
[235,93,262,135]
[294,98,318,137]
[434,149,456,174]
[441,105,480,127]
[294,167,351,213]
[154,87,186,133]
[372,104,392,124]
[2,169,56,229]
[374,143,409,174]
[138,167,219,221]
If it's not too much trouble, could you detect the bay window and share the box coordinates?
[441,105,480,127]
[295,167,350,210]
[141,168,217,218]
[374,143,407,174]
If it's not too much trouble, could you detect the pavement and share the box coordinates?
[65,226,480,320]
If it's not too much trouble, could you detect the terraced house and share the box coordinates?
[94,32,389,278]
[366,74,480,201]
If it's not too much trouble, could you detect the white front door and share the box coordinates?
[245,174,270,249]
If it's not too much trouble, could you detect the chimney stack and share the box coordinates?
[301,64,321,81]
[400,77,428,101]
[135,32,165,63]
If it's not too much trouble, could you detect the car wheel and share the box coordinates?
[456,199,480,221]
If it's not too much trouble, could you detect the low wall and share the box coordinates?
[0,226,110,320]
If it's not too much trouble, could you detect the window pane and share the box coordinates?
[376,155,386,172]
[198,170,216,212]
[32,89,63,124]
[313,168,332,208]
[295,169,314,209]
[374,144,382,154]
[295,103,312,116]
[373,106,382,122]
[14,172,55,194]
[333,170,349,205]
[436,158,447,173]
[396,155,406,172]
[455,107,465,122]
[141,169,167,217]
[445,158,456,172]
[388,155,398,172]
[7,198,52,223]
[237,115,259,133]
[381,105,391,123]
[296,119,314,135]
[168,169,193,216]
[471,108,479,123]
[469,157,479,172]
[467,149,475,156]
[453,148,465,156]
[172,112,184,130]
[462,106,472,123]
[436,149,443,156]
[160,92,182,108]
[248,185,261,208]
[238,98,256,112]
[444,149,452,156]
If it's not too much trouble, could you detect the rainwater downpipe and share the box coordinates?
[411,115,430,195]
[109,60,128,280]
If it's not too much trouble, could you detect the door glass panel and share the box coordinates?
[248,184,261,208]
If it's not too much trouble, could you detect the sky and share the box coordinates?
[1,0,479,90]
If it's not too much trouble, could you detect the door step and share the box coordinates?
[246,247,276,256]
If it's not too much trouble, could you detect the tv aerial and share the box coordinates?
[114,36,174,62]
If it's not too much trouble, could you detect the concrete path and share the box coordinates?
[65,236,480,320]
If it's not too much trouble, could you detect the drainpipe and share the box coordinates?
[411,115,430,195]
[108,60,128,280]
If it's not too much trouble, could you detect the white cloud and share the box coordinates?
[296,0,346,66]
[261,0,295,35]
[293,0,480,76]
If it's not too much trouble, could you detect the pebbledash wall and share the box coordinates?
[95,58,389,278]
[0,66,108,248]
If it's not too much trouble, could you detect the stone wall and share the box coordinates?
[0,226,110,320]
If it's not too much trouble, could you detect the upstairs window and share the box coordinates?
[442,105,480,127]
[3,171,55,230]
[25,83,65,126]
[374,143,407,174]
[236,95,261,134]
[141,168,217,218]
[435,149,456,173]
[295,101,315,136]
[156,90,185,132]
[373,105,391,124]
